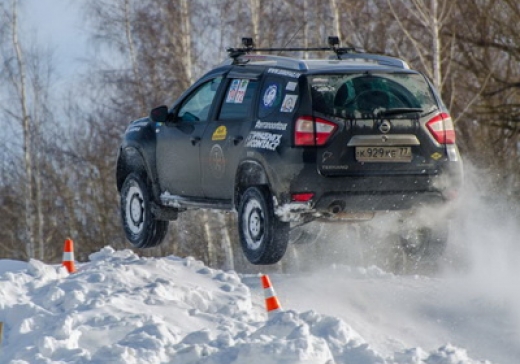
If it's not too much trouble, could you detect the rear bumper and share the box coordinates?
[274,190,447,222]
[314,190,445,212]
[272,168,461,221]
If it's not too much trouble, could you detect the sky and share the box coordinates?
[0,1,89,153]
[21,0,88,78]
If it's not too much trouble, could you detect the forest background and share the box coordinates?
[1,0,518,272]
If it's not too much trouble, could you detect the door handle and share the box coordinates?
[191,136,201,146]
[233,136,244,146]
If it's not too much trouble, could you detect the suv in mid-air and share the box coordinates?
[116,37,463,265]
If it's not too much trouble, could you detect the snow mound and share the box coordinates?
[0,247,489,363]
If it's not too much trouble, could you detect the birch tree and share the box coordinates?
[386,0,454,95]
[0,0,60,261]
[12,0,35,259]
[123,0,146,112]
[180,0,193,84]
[217,212,234,271]
[450,0,520,194]
[0,0,37,259]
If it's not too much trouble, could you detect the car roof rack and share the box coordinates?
[225,37,409,70]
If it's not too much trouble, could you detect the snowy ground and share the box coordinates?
[1,239,516,364]
[1,171,519,363]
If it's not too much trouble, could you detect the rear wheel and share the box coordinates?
[120,172,169,248]
[238,186,289,265]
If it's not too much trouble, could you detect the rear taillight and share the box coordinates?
[294,116,337,146]
[426,112,456,144]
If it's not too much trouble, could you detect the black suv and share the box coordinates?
[116,38,463,265]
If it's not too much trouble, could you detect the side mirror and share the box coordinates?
[150,105,170,123]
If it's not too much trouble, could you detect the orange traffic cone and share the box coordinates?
[261,274,282,319]
[62,238,77,273]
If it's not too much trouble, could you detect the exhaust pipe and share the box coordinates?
[328,202,344,214]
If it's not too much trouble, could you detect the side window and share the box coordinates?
[258,76,299,119]
[178,77,222,122]
[219,79,258,120]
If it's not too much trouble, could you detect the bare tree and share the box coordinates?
[123,0,146,112]
[180,0,193,84]
[450,0,520,194]
[38,0,516,270]
[218,212,234,271]
[385,0,455,95]
[0,0,58,260]
[11,0,35,259]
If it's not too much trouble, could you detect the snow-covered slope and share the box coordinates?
[0,246,499,364]
[269,265,520,364]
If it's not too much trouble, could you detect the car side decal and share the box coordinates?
[127,120,149,133]
[209,144,226,179]
[246,131,282,151]
[263,84,278,107]
[226,79,249,104]
[267,68,301,78]
[254,121,287,131]
[212,125,227,141]
[280,94,298,113]
[286,81,297,91]
[225,79,240,103]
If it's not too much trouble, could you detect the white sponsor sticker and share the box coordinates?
[280,94,298,113]
[234,79,249,103]
[267,68,301,78]
[226,79,240,103]
[254,120,288,131]
[286,81,297,91]
[246,131,282,151]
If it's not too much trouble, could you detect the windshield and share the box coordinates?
[310,73,438,118]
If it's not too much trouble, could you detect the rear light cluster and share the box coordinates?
[294,116,337,146]
[426,112,456,144]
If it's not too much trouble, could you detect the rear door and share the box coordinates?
[310,72,445,176]
[201,75,259,199]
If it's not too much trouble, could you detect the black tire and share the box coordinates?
[120,172,169,248]
[238,186,290,265]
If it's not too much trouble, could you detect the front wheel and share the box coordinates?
[120,172,169,248]
[238,186,289,265]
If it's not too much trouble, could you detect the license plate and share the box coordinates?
[356,146,412,162]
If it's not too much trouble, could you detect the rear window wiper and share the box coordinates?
[377,108,423,117]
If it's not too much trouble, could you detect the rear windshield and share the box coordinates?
[309,73,438,118]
